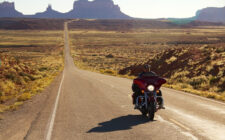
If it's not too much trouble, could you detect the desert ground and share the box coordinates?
[0,29,64,113]
[68,20,225,101]
[0,19,224,140]
[0,19,224,113]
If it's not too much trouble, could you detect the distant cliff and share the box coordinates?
[0,0,131,19]
[67,0,130,19]
[0,2,23,17]
[196,7,225,23]
[1,1,224,22]
[30,5,65,18]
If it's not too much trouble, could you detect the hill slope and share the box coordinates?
[0,18,66,30]
[196,7,225,23]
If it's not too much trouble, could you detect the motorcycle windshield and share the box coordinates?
[138,76,166,88]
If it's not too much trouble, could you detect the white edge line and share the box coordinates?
[46,71,64,140]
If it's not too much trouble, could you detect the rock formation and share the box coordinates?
[0,0,131,19]
[67,0,130,19]
[0,2,23,17]
[196,7,225,22]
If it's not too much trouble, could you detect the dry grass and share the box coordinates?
[0,30,64,112]
[69,27,225,101]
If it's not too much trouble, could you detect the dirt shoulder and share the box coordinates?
[0,72,63,140]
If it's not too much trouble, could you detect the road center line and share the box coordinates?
[169,119,191,131]
[156,116,198,140]
[46,71,65,140]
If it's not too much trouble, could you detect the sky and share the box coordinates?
[1,0,224,18]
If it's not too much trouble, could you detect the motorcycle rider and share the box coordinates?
[138,64,156,78]
[132,64,165,109]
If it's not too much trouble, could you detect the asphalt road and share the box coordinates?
[0,22,225,140]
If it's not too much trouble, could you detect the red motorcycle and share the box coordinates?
[132,72,166,120]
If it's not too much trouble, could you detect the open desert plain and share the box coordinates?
[0,18,225,140]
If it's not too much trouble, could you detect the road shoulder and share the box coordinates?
[0,72,63,140]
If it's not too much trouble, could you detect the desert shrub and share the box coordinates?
[199,82,210,90]
[106,54,114,58]
[170,71,190,83]
[100,69,117,75]
[9,105,18,111]
[27,74,36,81]
[180,83,193,89]
[14,102,23,106]
[166,56,177,64]
[42,73,47,77]
[215,48,225,53]
[82,58,88,62]
[0,80,15,95]
[0,104,7,113]
[9,102,24,111]
[17,93,31,101]
[59,51,64,56]
[104,70,113,74]
[0,96,7,103]
[14,56,20,63]
[19,72,35,81]
[39,67,48,71]
[218,78,225,92]
[23,76,31,82]
[19,72,26,76]
[205,93,218,99]
[5,72,17,81]
[205,55,211,61]
[209,76,220,85]
[206,65,214,72]
[189,75,208,89]
[15,76,26,85]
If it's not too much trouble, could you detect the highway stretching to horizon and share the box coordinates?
[0,21,225,140]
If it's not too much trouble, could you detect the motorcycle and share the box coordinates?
[132,72,166,120]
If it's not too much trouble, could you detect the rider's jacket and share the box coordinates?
[138,71,157,78]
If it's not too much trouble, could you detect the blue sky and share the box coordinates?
[1,0,224,18]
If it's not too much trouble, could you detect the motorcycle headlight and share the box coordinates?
[147,85,155,92]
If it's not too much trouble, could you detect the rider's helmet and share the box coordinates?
[143,64,151,72]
